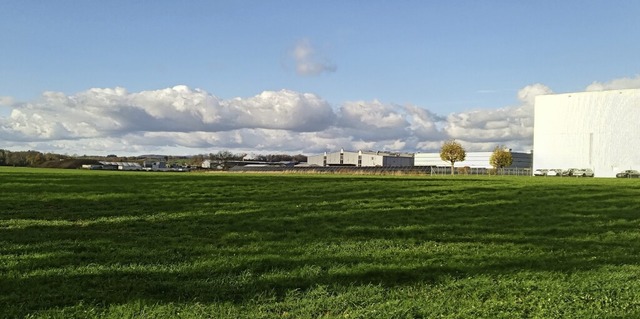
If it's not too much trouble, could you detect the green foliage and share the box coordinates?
[1,150,42,166]
[2,167,640,318]
[0,150,71,167]
[440,140,466,175]
[490,146,513,174]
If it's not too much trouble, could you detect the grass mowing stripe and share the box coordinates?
[2,167,640,318]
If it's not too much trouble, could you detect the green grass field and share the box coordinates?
[2,167,640,318]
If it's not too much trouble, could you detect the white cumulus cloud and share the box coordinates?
[291,38,337,76]
[444,83,552,151]
[332,100,446,151]
[517,83,553,106]
[585,75,640,91]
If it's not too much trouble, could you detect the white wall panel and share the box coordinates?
[307,154,325,166]
[533,89,640,177]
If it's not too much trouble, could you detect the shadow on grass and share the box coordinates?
[2,170,640,316]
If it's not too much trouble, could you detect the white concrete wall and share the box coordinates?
[342,152,360,166]
[414,153,448,167]
[326,152,342,165]
[322,151,359,166]
[308,151,414,167]
[533,89,640,177]
[307,154,325,166]
[360,153,383,166]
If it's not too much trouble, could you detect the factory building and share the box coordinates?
[414,151,532,168]
[533,89,640,177]
[307,149,414,167]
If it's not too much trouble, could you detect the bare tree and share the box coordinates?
[209,151,247,169]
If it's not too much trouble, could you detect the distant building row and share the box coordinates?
[82,161,189,172]
[308,89,640,177]
[307,149,532,169]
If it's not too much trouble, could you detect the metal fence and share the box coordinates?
[429,167,532,176]
[228,165,432,175]
[228,165,533,176]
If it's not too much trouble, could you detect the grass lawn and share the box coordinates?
[1,167,640,318]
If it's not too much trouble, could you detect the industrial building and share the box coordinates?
[414,151,533,168]
[308,149,414,167]
[81,161,142,170]
[533,89,640,177]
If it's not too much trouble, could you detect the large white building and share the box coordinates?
[308,149,414,167]
[533,89,640,177]
[414,151,532,168]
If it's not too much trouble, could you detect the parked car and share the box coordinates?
[561,168,580,177]
[533,169,548,176]
[616,170,640,178]
[572,168,594,177]
[546,169,563,177]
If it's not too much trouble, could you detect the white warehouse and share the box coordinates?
[414,151,532,168]
[308,149,414,167]
[533,89,640,177]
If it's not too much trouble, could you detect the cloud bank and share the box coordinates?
[1,76,636,156]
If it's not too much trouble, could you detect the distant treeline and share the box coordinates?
[189,151,307,165]
[252,153,307,163]
[0,149,71,167]
[0,149,147,168]
[0,149,308,168]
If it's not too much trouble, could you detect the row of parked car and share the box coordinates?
[533,168,594,177]
[534,168,640,178]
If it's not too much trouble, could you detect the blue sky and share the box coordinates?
[1,1,639,155]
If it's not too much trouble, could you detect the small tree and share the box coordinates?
[440,140,466,175]
[490,146,513,175]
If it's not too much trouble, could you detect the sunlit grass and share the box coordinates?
[1,167,640,318]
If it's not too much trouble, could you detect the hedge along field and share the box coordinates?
[1,167,640,318]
